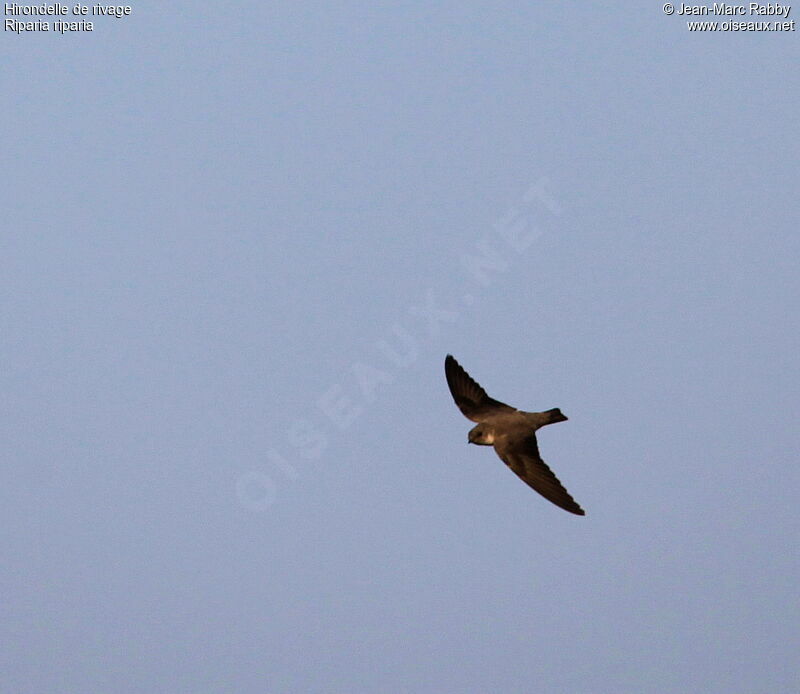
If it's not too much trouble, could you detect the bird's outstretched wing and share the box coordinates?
[495,433,585,515]
[445,354,515,422]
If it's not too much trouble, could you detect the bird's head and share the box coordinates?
[468,424,495,446]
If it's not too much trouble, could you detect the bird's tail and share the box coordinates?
[544,408,568,423]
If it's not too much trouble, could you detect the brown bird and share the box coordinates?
[444,354,585,515]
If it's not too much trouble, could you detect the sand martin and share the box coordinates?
[445,354,585,515]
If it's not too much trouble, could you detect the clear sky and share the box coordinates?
[3,3,799,693]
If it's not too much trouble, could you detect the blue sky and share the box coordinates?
[3,3,799,692]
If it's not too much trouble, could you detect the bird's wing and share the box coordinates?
[494,433,585,515]
[444,354,515,422]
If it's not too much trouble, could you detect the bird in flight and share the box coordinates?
[444,354,585,515]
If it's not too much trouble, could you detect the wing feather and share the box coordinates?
[444,354,515,422]
[495,434,585,515]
